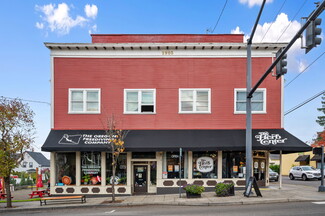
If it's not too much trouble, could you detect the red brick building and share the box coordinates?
[42,34,310,195]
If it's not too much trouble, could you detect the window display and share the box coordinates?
[222,151,246,178]
[193,151,218,178]
[81,152,101,185]
[163,152,186,178]
[106,153,127,185]
[55,152,76,185]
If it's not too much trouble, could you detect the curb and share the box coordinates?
[2,198,325,213]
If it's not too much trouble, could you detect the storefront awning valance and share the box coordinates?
[294,155,310,162]
[42,129,311,153]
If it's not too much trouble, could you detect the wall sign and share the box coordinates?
[59,134,115,145]
[196,157,213,173]
[255,131,287,146]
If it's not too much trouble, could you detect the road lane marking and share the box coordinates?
[105,210,116,214]
[312,202,325,204]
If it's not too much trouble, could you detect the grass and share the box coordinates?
[0,198,40,203]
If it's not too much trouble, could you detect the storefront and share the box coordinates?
[42,129,311,195]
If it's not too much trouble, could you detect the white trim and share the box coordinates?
[49,49,278,59]
[51,56,54,129]
[179,88,211,114]
[68,88,101,114]
[234,88,267,114]
[123,89,156,114]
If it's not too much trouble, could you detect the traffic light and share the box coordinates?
[276,49,287,80]
[305,18,322,54]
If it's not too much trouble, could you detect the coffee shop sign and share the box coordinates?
[255,131,287,146]
[196,157,214,173]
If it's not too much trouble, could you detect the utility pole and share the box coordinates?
[245,0,266,188]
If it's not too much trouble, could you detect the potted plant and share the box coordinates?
[183,184,205,198]
[82,174,91,184]
[215,182,235,197]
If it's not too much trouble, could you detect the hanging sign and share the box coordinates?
[196,157,214,173]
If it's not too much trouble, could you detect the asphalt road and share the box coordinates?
[5,202,325,216]
[271,175,323,188]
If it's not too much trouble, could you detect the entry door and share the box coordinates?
[134,165,147,194]
[253,159,266,187]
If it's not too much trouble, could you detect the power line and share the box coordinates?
[284,90,325,116]
[285,51,325,88]
[260,0,287,42]
[276,0,307,42]
[208,0,228,33]
[1,96,50,105]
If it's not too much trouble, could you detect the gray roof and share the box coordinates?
[26,151,50,167]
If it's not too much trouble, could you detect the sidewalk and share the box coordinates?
[1,184,325,213]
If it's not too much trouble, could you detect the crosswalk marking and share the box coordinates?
[312,201,325,204]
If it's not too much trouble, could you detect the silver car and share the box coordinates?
[289,166,321,181]
[269,168,279,181]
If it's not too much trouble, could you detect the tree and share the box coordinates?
[316,93,325,127]
[0,97,35,208]
[105,115,128,202]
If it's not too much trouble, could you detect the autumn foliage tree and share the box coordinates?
[105,115,128,202]
[0,97,35,208]
[312,93,325,148]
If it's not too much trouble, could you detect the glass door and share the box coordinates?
[253,159,266,187]
[133,165,147,194]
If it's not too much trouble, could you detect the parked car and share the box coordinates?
[289,166,321,181]
[269,168,279,181]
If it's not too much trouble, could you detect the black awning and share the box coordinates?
[42,129,311,153]
[311,155,322,161]
[295,155,310,162]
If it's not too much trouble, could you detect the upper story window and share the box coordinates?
[124,89,156,114]
[29,162,33,168]
[22,161,27,168]
[234,88,266,114]
[179,89,211,113]
[69,89,101,114]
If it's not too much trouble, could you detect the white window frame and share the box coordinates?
[124,89,156,114]
[22,161,27,168]
[29,162,33,168]
[234,88,266,114]
[68,88,101,114]
[179,88,211,114]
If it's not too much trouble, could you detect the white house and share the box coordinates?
[14,151,50,173]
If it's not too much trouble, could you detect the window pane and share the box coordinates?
[86,102,99,111]
[126,92,138,102]
[197,91,208,101]
[196,101,208,111]
[193,151,218,179]
[126,102,138,112]
[142,91,153,104]
[87,91,98,101]
[252,102,263,111]
[253,91,263,101]
[237,91,246,101]
[71,91,83,101]
[181,101,193,111]
[81,152,101,185]
[56,152,76,185]
[181,90,193,101]
[222,151,246,178]
[71,102,83,111]
[236,102,246,111]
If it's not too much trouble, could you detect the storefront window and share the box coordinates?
[55,152,76,185]
[106,153,127,185]
[222,151,246,178]
[81,152,101,185]
[163,152,186,179]
[193,151,218,178]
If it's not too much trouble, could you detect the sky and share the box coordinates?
[0,0,324,158]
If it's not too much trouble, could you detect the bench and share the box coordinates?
[29,190,46,198]
[40,195,86,206]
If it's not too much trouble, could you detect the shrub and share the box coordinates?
[215,183,234,197]
[184,184,205,195]
[269,164,280,173]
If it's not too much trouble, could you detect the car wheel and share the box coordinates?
[275,177,279,182]
[289,174,295,180]
[302,174,308,181]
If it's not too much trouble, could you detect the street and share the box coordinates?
[4,202,325,216]
[272,175,322,188]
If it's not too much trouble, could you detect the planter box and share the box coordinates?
[186,191,202,198]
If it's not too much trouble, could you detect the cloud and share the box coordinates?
[35,22,44,29]
[231,13,304,73]
[85,4,98,19]
[35,3,98,35]
[231,26,244,34]
[88,24,97,35]
[239,0,273,8]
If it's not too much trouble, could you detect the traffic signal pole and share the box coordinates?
[248,0,325,98]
